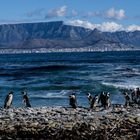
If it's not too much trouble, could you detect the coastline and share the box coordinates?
[0,48,140,54]
[0,104,139,139]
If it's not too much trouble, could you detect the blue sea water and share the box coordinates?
[0,51,140,107]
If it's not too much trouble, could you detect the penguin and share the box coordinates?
[87,93,93,104]
[123,92,131,107]
[4,91,13,109]
[69,93,77,109]
[22,91,31,108]
[105,92,111,109]
[135,87,140,104]
[131,88,137,103]
[98,92,106,108]
[90,94,99,109]
[131,89,136,103]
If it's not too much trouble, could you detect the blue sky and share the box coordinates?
[0,0,139,31]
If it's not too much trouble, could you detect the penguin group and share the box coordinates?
[87,93,99,109]
[123,87,140,107]
[69,87,140,109]
[3,91,31,109]
[98,92,111,109]
[69,91,111,109]
[3,87,140,109]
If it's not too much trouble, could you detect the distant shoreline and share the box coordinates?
[0,48,140,54]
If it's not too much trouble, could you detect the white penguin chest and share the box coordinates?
[7,94,13,106]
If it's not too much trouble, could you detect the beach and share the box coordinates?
[0,104,139,140]
[0,52,139,139]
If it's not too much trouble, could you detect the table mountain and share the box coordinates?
[0,21,139,52]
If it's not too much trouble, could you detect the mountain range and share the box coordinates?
[0,21,140,52]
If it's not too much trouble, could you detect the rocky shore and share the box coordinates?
[0,104,140,140]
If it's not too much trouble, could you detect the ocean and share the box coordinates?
[0,51,140,107]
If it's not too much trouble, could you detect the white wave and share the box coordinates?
[115,66,140,74]
[31,90,70,99]
[102,82,139,89]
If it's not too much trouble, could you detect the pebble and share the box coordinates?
[135,116,140,123]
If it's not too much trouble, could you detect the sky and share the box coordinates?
[0,0,140,32]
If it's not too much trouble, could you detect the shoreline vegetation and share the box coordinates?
[0,48,140,54]
[0,104,139,139]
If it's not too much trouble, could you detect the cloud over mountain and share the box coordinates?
[67,20,123,32]
[1,5,139,32]
[127,25,140,31]
[105,8,125,20]
[45,6,67,19]
[67,19,140,32]
[83,8,126,20]
[25,6,126,22]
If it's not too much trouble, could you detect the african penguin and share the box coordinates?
[4,91,13,109]
[131,88,137,103]
[98,92,106,108]
[105,92,111,109]
[87,93,93,104]
[69,93,77,109]
[22,91,31,108]
[123,92,131,107]
[90,94,99,109]
[135,87,140,104]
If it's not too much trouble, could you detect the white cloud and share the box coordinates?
[127,25,140,31]
[106,8,125,20]
[67,19,140,32]
[100,22,123,32]
[67,20,123,32]
[45,6,67,18]
[82,8,126,20]
[67,19,98,29]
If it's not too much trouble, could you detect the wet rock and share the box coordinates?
[64,123,74,130]
[127,118,136,124]
[135,117,140,123]
[104,115,117,120]
[29,122,39,128]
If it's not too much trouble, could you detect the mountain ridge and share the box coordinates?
[0,21,139,53]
